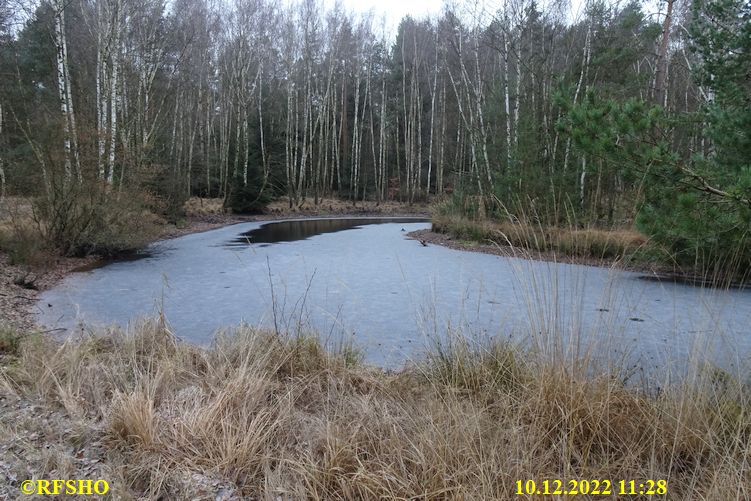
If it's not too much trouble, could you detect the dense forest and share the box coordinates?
[0,0,749,274]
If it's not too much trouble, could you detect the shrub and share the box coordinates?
[224,173,276,214]
[33,180,160,257]
[0,218,50,266]
[137,164,188,224]
[0,198,53,266]
[0,328,22,357]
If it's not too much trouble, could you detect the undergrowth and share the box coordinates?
[1,320,749,499]
[432,210,647,261]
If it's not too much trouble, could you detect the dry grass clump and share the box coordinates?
[0,198,52,267]
[0,328,23,357]
[183,197,227,218]
[1,320,750,499]
[433,212,647,261]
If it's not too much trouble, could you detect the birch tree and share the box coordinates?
[52,0,76,181]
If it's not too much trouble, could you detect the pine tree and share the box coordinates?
[560,0,751,280]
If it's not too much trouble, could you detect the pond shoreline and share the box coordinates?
[1,204,430,332]
[407,228,749,290]
[7,202,739,333]
[406,228,663,274]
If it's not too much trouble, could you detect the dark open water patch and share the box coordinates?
[226,217,430,247]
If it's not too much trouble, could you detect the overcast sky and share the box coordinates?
[326,0,443,36]
[341,0,445,21]
[326,0,599,38]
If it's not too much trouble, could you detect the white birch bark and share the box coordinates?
[285,80,294,205]
[95,1,107,181]
[503,31,512,171]
[580,156,587,209]
[368,72,378,203]
[107,0,122,185]
[53,0,72,182]
[400,37,409,201]
[654,0,674,107]
[473,31,492,187]
[513,41,520,152]
[357,55,371,201]
[438,78,446,194]
[242,106,248,186]
[378,75,386,202]
[350,46,361,202]
[447,63,482,196]
[258,61,267,184]
[62,18,80,182]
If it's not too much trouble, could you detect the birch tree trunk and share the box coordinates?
[437,78,446,194]
[358,57,371,202]
[285,83,293,206]
[474,31,492,187]
[53,0,73,182]
[503,31,512,172]
[258,61,267,186]
[95,0,108,181]
[447,63,482,197]
[513,37,521,152]
[377,75,386,203]
[580,155,587,209]
[107,0,122,186]
[368,72,378,203]
[60,0,81,182]
[350,56,361,202]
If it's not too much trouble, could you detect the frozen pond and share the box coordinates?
[37,217,751,378]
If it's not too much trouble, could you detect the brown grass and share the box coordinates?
[1,320,749,499]
[183,197,227,218]
[432,212,647,261]
[0,197,54,268]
